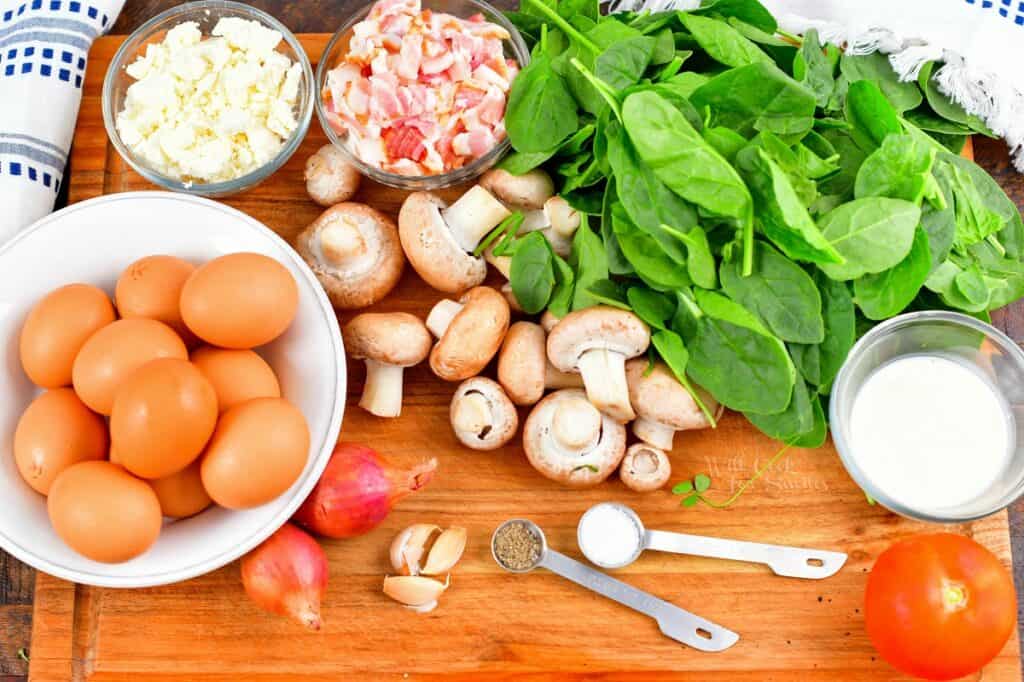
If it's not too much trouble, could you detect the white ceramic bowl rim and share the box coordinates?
[0,192,345,587]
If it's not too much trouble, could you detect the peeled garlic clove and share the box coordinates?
[421,526,467,575]
[389,524,440,575]
[383,575,450,608]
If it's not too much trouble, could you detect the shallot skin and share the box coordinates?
[293,442,437,538]
[241,523,328,631]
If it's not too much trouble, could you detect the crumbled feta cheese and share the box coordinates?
[116,18,303,184]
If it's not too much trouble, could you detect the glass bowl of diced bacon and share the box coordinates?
[315,0,529,189]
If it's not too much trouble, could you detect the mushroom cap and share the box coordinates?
[546,306,651,373]
[304,144,361,207]
[430,286,510,381]
[398,192,486,294]
[522,388,627,488]
[479,168,554,210]
[344,312,432,367]
[497,321,546,406]
[296,203,404,310]
[625,359,719,430]
[450,377,519,451]
[619,443,671,492]
[540,310,560,333]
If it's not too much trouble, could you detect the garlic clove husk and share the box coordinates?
[421,526,468,575]
[383,575,450,608]
[389,524,440,575]
[405,600,438,614]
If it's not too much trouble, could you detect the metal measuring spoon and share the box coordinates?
[491,519,739,652]
[577,502,847,579]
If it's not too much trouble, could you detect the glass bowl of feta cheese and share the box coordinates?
[102,1,314,197]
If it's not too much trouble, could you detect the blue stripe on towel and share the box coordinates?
[0,16,100,40]
[0,132,67,158]
[0,158,61,193]
[0,142,65,170]
[0,29,91,51]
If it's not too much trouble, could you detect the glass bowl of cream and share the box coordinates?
[102,1,314,197]
[830,311,1024,523]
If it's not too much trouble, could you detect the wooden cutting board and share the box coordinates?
[27,35,1021,681]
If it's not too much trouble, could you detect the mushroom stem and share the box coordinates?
[360,360,406,418]
[577,349,635,422]
[442,186,511,253]
[452,391,492,436]
[426,299,464,338]
[319,217,367,266]
[545,360,584,389]
[520,208,549,234]
[485,249,512,279]
[633,417,676,450]
[545,196,581,239]
[552,397,601,450]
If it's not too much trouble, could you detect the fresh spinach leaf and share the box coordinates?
[679,12,773,68]
[735,145,843,264]
[702,126,748,163]
[844,79,901,151]
[854,227,932,320]
[500,149,558,175]
[627,286,675,329]
[585,278,631,309]
[903,108,973,136]
[507,52,579,153]
[666,71,710,97]
[685,289,795,415]
[651,28,677,64]
[549,248,576,317]
[793,29,834,107]
[840,52,922,112]
[610,202,692,290]
[720,241,824,343]
[818,197,921,280]
[745,378,817,443]
[651,328,718,425]
[595,36,656,90]
[693,0,777,34]
[788,272,855,390]
[690,62,816,139]
[601,180,634,275]
[664,224,718,289]
[569,221,608,310]
[510,231,556,313]
[854,133,939,205]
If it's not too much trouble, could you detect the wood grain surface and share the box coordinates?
[2,9,1024,680]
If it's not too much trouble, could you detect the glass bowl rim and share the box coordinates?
[101,0,315,195]
[313,0,530,189]
[829,309,1024,524]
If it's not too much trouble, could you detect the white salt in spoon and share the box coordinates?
[491,519,739,652]
[577,502,847,579]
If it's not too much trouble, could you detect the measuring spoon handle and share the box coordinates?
[644,530,847,580]
[539,549,739,652]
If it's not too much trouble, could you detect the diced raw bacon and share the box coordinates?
[383,124,427,162]
[326,0,515,174]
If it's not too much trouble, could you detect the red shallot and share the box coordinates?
[293,442,437,538]
[241,523,328,630]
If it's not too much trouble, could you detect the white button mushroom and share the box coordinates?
[296,203,405,310]
[450,377,518,451]
[304,144,361,207]
[625,359,722,450]
[479,168,555,210]
[523,388,627,488]
[344,313,432,418]
[619,443,672,492]
[540,310,561,333]
[425,286,510,382]
[497,321,582,406]
[398,187,511,294]
[546,307,651,423]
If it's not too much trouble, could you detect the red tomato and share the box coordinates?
[865,533,1016,680]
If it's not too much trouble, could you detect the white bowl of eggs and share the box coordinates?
[0,192,345,588]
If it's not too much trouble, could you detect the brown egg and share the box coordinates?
[110,358,218,480]
[180,253,299,349]
[20,284,116,388]
[149,460,213,518]
[200,398,310,509]
[115,255,198,346]
[47,461,162,563]
[190,346,281,413]
[72,318,187,414]
[14,388,108,495]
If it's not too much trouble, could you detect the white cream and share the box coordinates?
[848,354,1013,512]
[578,504,642,567]
[116,19,301,184]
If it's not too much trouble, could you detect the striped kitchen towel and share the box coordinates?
[609,0,1024,172]
[0,0,123,240]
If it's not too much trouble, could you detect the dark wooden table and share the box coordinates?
[2,2,1024,680]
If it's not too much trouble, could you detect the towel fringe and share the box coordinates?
[601,0,1024,171]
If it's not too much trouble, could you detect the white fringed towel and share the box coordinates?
[608,0,1024,171]
[0,0,124,240]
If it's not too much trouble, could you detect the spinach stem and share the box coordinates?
[986,234,1007,257]
[654,54,684,82]
[741,210,754,276]
[776,28,803,46]
[570,58,622,121]
[522,0,601,56]
[697,442,794,508]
